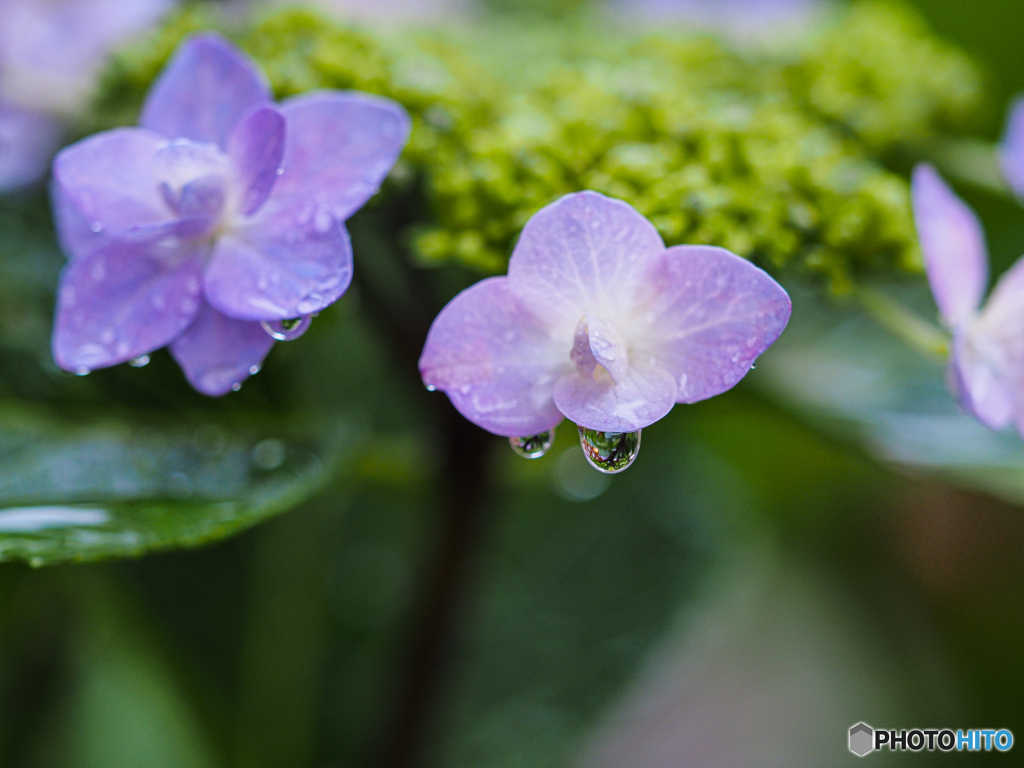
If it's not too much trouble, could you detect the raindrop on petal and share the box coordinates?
[750,361,757,370]
[509,430,556,459]
[128,355,150,368]
[260,315,312,341]
[231,382,242,392]
[75,367,90,376]
[249,365,261,375]
[90,222,102,233]
[425,384,437,392]
[577,426,641,474]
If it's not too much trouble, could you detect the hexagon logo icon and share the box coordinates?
[849,723,874,757]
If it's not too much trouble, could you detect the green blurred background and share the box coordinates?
[3,1,1024,766]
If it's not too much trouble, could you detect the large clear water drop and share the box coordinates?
[577,427,641,474]
[129,355,150,368]
[261,315,312,341]
[509,429,555,459]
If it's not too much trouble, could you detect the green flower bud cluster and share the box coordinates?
[92,2,985,292]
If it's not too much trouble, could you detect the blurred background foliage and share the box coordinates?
[2,0,1024,767]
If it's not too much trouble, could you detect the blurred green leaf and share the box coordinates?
[0,405,350,565]
[756,286,1024,506]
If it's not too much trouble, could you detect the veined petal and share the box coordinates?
[52,239,205,372]
[0,101,62,191]
[419,277,567,437]
[203,207,353,321]
[635,245,791,404]
[911,164,987,329]
[553,361,677,432]
[269,91,411,221]
[507,191,665,330]
[1000,95,1024,198]
[140,33,271,148]
[227,105,286,216]
[170,300,274,397]
[52,127,172,259]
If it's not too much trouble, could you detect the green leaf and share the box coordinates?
[755,287,1024,506]
[0,405,350,565]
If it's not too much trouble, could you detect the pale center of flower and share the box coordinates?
[570,316,629,385]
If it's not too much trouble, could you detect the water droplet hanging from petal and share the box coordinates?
[509,429,556,459]
[577,426,641,474]
[260,315,312,341]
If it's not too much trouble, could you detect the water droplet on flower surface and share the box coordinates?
[276,167,285,175]
[577,427,641,474]
[750,361,756,370]
[129,355,150,367]
[231,382,242,392]
[425,384,437,392]
[90,222,102,233]
[75,367,90,376]
[509,430,555,459]
[260,316,312,341]
[249,365,261,375]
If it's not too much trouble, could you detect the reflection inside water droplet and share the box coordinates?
[249,365,261,375]
[577,427,641,474]
[509,429,555,459]
[750,361,757,370]
[261,315,312,341]
[425,384,437,392]
[129,355,150,368]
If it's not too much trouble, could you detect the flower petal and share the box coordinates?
[911,163,987,329]
[52,239,205,372]
[636,245,791,404]
[507,191,666,330]
[169,300,274,397]
[0,101,62,191]
[140,33,271,147]
[270,91,411,221]
[203,209,353,321]
[553,362,677,432]
[227,105,286,216]
[949,333,1015,431]
[1000,95,1024,198]
[52,128,171,259]
[419,277,567,437]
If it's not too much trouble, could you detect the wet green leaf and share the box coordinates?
[0,405,350,565]
[755,287,1024,506]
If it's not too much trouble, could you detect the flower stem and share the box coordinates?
[923,138,1012,198]
[856,286,950,360]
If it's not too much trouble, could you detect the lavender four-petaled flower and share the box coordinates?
[912,163,1024,436]
[51,33,410,395]
[419,191,792,439]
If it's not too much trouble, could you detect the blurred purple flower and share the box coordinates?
[912,163,1024,435]
[0,0,173,191]
[52,33,410,395]
[613,0,820,37]
[419,191,791,435]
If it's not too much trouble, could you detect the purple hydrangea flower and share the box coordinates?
[51,33,410,395]
[0,0,173,191]
[419,191,792,437]
[911,163,1024,435]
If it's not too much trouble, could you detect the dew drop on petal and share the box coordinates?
[425,384,437,392]
[260,315,312,341]
[750,361,756,370]
[129,355,150,368]
[249,365,261,376]
[577,426,641,474]
[75,367,90,376]
[231,382,242,392]
[509,429,555,459]
[90,222,102,233]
